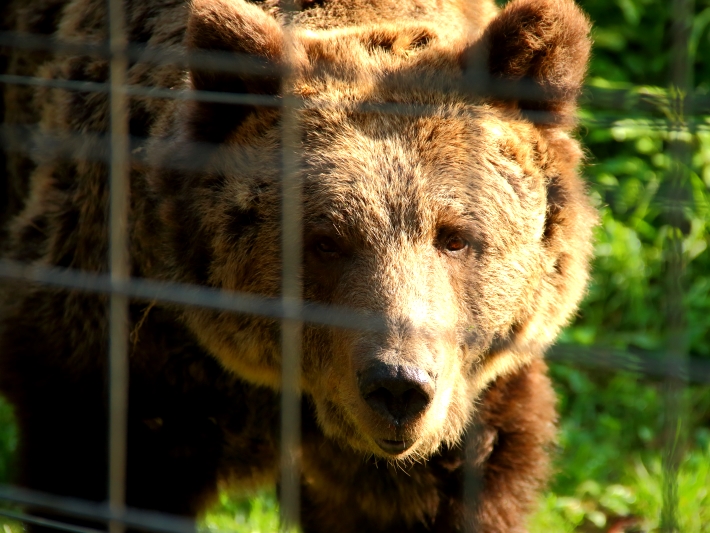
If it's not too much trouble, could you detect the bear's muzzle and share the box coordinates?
[358,362,435,452]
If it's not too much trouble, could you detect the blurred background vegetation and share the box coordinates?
[2,0,710,531]
[531,0,710,529]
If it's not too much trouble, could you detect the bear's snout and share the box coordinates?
[358,363,435,429]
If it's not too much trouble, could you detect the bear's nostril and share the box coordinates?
[359,363,434,425]
[365,386,430,423]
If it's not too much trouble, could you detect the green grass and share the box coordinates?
[529,365,710,532]
[0,398,17,485]
[201,490,280,533]
[0,397,20,533]
[531,442,710,532]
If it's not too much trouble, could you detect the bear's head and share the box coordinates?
[147,0,595,460]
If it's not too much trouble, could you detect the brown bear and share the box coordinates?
[0,0,595,531]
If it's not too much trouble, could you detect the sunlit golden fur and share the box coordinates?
[1,0,594,530]
[156,0,595,461]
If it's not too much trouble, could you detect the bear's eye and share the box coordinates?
[435,228,470,255]
[315,237,341,257]
[436,229,469,254]
[445,235,468,252]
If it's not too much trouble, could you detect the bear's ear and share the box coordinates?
[466,0,591,124]
[185,0,285,142]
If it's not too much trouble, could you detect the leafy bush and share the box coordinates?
[522,0,710,529]
[569,0,710,357]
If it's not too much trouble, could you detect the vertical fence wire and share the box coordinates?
[279,2,303,530]
[462,34,490,533]
[660,0,693,529]
[107,0,130,530]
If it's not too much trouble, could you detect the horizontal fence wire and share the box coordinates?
[0,121,706,214]
[0,485,196,533]
[0,259,386,332]
[0,72,281,107]
[3,69,710,126]
[1,258,710,382]
[0,509,104,533]
[2,28,710,126]
[547,344,710,383]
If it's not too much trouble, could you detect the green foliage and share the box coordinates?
[533,453,710,533]
[531,366,710,531]
[0,400,17,484]
[567,0,710,357]
[631,433,710,532]
[587,0,710,90]
[569,107,710,356]
[542,3,710,526]
[551,367,663,495]
[201,490,280,533]
[0,398,20,533]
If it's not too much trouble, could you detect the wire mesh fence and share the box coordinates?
[0,0,707,531]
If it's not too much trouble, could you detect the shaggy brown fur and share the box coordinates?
[0,0,594,531]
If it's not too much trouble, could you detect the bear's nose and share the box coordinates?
[358,363,434,425]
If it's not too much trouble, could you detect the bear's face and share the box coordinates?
[152,0,594,459]
[294,106,551,458]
